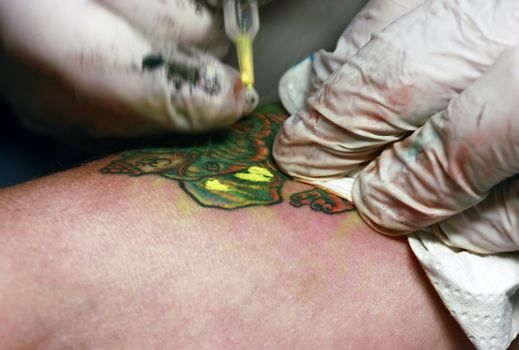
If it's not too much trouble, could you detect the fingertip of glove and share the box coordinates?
[241,85,259,115]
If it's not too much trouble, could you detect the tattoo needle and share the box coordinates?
[223,0,259,91]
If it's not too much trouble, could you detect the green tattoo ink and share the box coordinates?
[100,104,353,215]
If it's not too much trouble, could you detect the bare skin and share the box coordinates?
[0,157,475,349]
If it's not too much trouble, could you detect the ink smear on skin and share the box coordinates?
[101,104,353,214]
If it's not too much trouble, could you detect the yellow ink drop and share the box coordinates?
[235,166,274,182]
[205,179,232,192]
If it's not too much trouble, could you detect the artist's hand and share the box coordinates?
[0,0,258,138]
[274,0,519,253]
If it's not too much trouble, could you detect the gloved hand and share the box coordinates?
[274,0,519,254]
[0,0,258,138]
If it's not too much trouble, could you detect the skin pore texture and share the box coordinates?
[0,104,477,349]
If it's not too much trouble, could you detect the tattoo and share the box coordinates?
[290,188,354,215]
[100,104,353,215]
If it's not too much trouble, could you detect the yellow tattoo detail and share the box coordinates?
[234,166,274,183]
[100,104,353,214]
[205,179,233,192]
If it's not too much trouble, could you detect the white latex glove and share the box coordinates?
[274,0,519,254]
[0,0,258,138]
[279,0,427,115]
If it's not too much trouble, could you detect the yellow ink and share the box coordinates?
[235,166,274,182]
[236,33,255,89]
[205,179,232,192]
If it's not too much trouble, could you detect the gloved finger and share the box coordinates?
[143,45,258,132]
[311,0,426,92]
[274,0,519,180]
[353,47,519,237]
[280,0,426,115]
[435,176,519,254]
[96,0,229,58]
[0,0,257,137]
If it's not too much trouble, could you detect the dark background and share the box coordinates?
[0,99,89,188]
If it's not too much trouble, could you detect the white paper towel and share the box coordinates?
[305,177,519,350]
[409,232,519,350]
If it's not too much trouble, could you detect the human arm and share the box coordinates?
[0,105,471,349]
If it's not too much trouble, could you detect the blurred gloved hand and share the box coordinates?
[0,0,258,138]
[274,0,519,254]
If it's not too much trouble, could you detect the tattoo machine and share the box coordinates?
[223,0,259,90]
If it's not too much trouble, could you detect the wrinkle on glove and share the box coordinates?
[311,0,427,94]
[353,48,519,238]
[274,0,519,180]
[437,177,519,254]
[279,0,427,115]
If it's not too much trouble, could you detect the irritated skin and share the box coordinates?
[0,158,475,350]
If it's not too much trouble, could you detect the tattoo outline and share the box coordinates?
[100,104,353,215]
